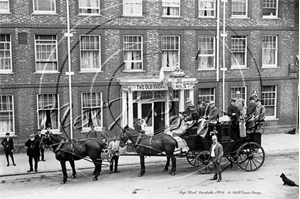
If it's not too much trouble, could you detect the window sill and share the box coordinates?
[122,15,144,18]
[198,16,216,19]
[261,66,279,69]
[230,16,250,19]
[0,12,11,15]
[0,134,16,138]
[81,127,103,133]
[32,13,58,16]
[79,70,103,73]
[123,70,145,73]
[34,71,60,74]
[78,14,101,17]
[197,68,216,71]
[264,117,279,121]
[262,17,280,19]
[40,129,62,134]
[0,71,14,74]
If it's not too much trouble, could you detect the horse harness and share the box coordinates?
[134,133,163,154]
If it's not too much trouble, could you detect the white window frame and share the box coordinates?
[0,34,12,73]
[80,35,101,72]
[123,0,142,16]
[81,92,103,132]
[261,85,277,119]
[162,0,180,17]
[37,94,60,134]
[231,0,248,18]
[78,0,100,15]
[198,88,215,102]
[231,36,247,69]
[0,95,15,137]
[198,35,215,70]
[262,0,278,18]
[198,0,216,18]
[33,0,56,14]
[0,0,10,13]
[161,35,180,70]
[123,35,143,71]
[262,35,278,68]
[35,35,58,73]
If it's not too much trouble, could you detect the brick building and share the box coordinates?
[0,0,298,151]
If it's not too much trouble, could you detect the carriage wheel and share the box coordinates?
[194,151,214,174]
[186,150,197,166]
[236,142,265,171]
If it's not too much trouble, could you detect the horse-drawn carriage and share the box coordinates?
[182,120,265,174]
[120,116,265,176]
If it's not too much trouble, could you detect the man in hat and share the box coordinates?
[254,98,265,133]
[235,91,245,119]
[108,136,120,173]
[25,133,40,172]
[246,96,258,133]
[210,135,223,182]
[207,100,218,123]
[197,101,206,118]
[227,98,240,137]
[1,132,16,167]
[184,97,198,121]
[35,129,45,161]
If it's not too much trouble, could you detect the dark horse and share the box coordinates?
[120,125,178,176]
[40,132,106,184]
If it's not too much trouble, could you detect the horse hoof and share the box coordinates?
[171,172,176,176]
[138,172,144,177]
[93,177,98,181]
[71,175,76,179]
[163,168,168,172]
[61,180,67,184]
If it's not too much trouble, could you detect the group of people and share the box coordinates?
[1,128,48,172]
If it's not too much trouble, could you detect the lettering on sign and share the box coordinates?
[134,83,167,90]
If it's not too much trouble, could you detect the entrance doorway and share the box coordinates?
[154,102,165,133]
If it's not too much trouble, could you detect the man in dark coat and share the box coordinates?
[184,97,199,121]
[197,101,206,118]
[246,96,257,132]
[35,129,45,161]
[227,98,240,137]
[1,132,16,166]
[25,134,39,172]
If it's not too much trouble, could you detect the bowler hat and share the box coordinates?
[236,91,241,95]
[209,100,215,104]
[5,132,10,136]
[231,98,236,102]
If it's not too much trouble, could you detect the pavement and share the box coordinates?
[0,133,298,177]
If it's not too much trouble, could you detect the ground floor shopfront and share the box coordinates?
[118,76,198,135]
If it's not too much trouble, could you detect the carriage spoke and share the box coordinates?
[251,159,258,169]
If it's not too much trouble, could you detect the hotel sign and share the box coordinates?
[131,83,167,91]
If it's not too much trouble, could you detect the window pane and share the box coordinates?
[199,0,215,17]
[262,36,277,66]
[232,0,247,16]
[35,35,57,71]
[124,36,143,70]
[261,86,276,117]
[0,34,11,71]
[0,0,9,12]
[123,0,142,15]
[263,0,277,16]
[34,0,55,12]
[231,36,246,67]
[198,88,215,102]
[162,0,180,16]
[198,36,215,69]
[82,92,102,128]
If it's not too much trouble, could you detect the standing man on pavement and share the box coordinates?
[210,135,223,182]
[35,129,45,161]
[25,133,39,172]
[108,136,120,174]
[1,132,16,167]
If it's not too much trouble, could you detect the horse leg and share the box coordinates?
[138,156,145,177]
[60,160,68,184]
[169,157,176,176]
[69,160,76,179]
[92,158,102,181]
[163,157,170,172]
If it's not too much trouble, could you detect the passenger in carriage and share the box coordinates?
[246,96,257,133]
[184,97,199,122]
[227,98,240,138]
[203,100,210,118]
[196,101,206,119]
[235,91,246,119]
[206,100,218,123]
[254,98,265,133]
